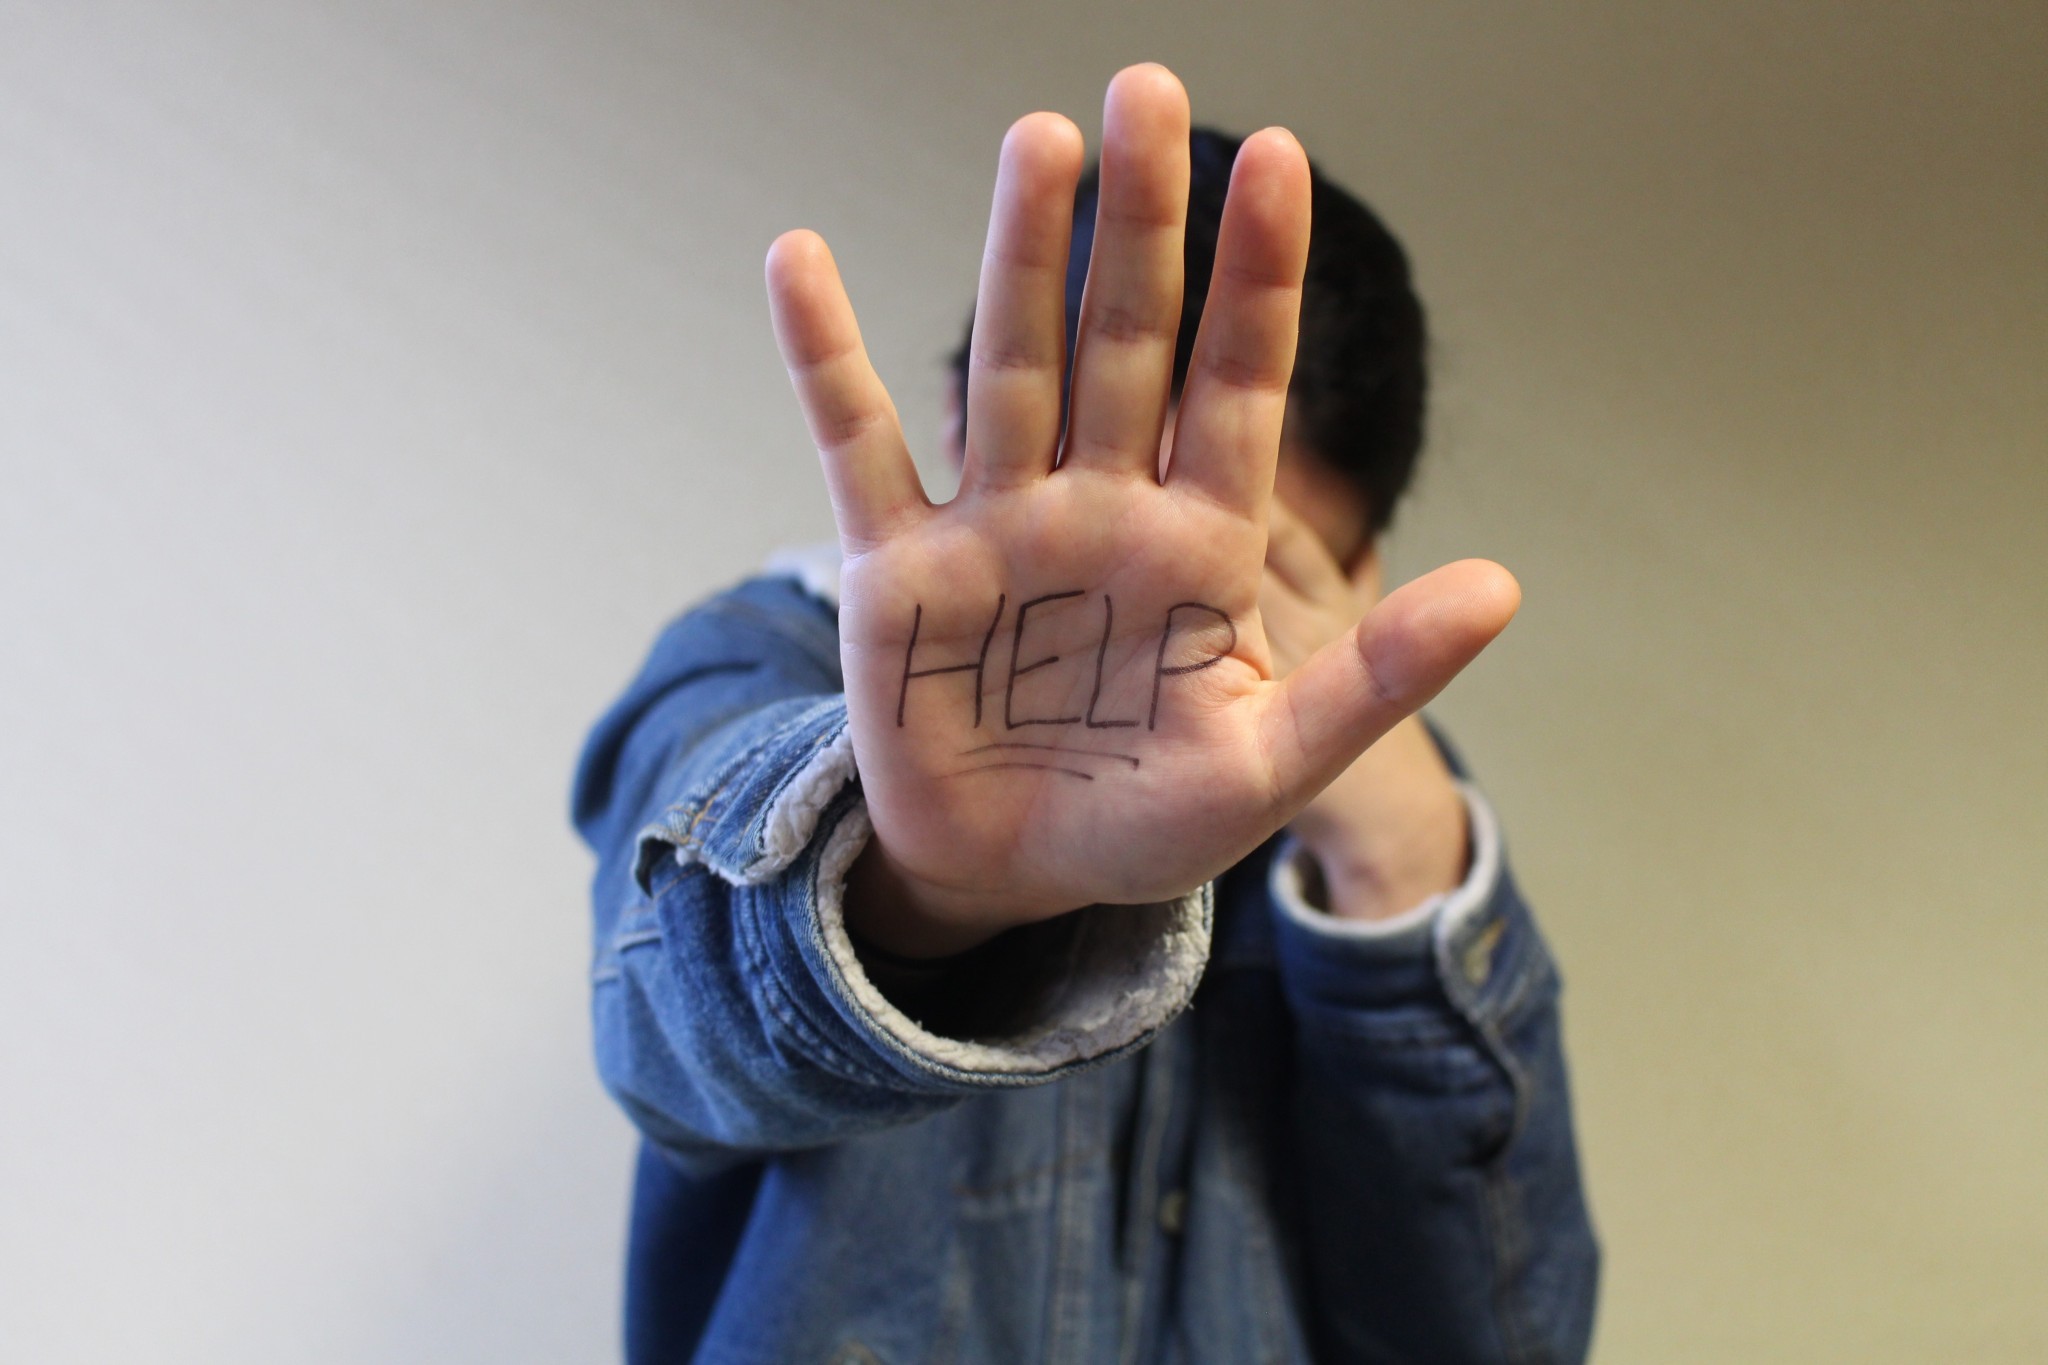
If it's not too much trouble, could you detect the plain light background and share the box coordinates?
[3,1,2043,1360]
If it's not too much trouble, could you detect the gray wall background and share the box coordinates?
[3,2,2043,1360]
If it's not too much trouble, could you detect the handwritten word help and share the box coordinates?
[895,592,1237,743]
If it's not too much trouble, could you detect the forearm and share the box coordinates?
[576,584,974,1170]
[595,779,966,1173]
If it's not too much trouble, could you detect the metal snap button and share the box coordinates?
[1460,918,1505,988]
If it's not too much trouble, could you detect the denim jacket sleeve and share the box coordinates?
[1269,788,1601,1363]
[571,576,1211,1176]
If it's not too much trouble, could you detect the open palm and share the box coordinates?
[767,65,1519,954]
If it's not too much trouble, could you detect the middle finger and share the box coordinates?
[1057,64,1190,481]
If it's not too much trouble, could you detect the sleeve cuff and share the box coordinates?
[809,802,1210,1080]
[644,698,1211,1086]
[1267,780,1558,1027]
[1268,780,1503,956]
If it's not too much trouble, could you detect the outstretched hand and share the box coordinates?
[767,64,1518,956]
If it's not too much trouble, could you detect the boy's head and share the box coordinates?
[948,125,1429,566]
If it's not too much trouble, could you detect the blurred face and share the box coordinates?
[942,391,1376,570]
[1271,402,1374,570]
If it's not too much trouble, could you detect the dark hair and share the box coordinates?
[950,126,1428,533]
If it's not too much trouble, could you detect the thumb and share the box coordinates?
[1257,559,1521,808]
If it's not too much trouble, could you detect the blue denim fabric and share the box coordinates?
[574,575,1599,1364]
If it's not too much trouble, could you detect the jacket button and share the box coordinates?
[1460,918,1505,988]
[1158,1189,1188,1235]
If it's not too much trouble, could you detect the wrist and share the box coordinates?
[843,836,1074,959]
[1290,724,1470,922]
[1294,813,1466,922]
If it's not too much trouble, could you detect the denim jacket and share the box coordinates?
[573,572,1599,1364]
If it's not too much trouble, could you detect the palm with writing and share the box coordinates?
[766,65,1519,957]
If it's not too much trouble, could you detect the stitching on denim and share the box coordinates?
[762,972,885,1087]
[729,700,827,783]
[637,581,842,854]
[1463,920,1538,1025]
[677,788,724,849]
[1482,1157,1538,1363]
[765,896,901,1088]
[664,774,733,855]
[1455,917,1549,1158]
[658,702,836,866]
[1476,1009,1535,1159]
[761,944,889,1086]
[730,704,849,861]
[743,879,882,1084]
[748,723,851,871]
[1491,933,1559,1033]
[731,875,892,1088]
[1044,1076,1093,1364]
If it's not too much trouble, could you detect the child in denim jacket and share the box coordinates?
[575,64,1598,1365]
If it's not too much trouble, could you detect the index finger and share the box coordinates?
[765,230,928,552]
